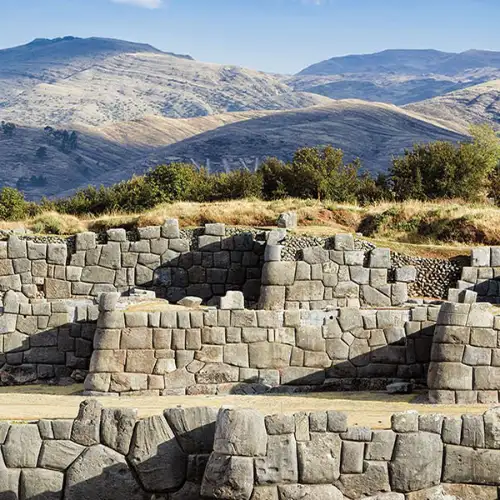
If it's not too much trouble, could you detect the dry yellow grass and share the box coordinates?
[3,198,500,258]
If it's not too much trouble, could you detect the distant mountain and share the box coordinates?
[0,36,332,127]
[406,80,500,134]
[290,49,500,105]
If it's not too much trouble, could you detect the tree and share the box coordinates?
[1,121,16,138]
[390,125,500,202]
[0,187,28,220]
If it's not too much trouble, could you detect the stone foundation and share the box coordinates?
[2,400,500,499]
[84,294,440,395]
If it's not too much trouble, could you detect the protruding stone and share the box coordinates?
[101,408,138,455]
[71,399,102,446]
[164,406,218,454]
[214,408,267,457]
[127,414,187,491]
[201,453,253,500]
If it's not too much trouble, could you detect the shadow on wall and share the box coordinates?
[222,322,436,395]
[146,231,265,306]
[0,319,95,386]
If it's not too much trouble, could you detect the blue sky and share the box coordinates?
[1,0,498,73]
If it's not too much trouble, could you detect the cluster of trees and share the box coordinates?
[1,121,16,138]
[0,125,499,220]
[44,127,78,153]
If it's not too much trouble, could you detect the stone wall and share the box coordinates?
[84,294,440,395]
[0,222,265,306]
[3,400,500,499]
[260,233,415,310]
[455,246,500,302]
[428,301,500,404]
[0,292,97,384]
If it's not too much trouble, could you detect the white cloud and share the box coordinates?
[111,0,162,8]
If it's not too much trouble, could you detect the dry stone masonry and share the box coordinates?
[3,400,500,499]
[84,293,440,395]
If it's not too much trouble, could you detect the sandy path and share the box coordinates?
[0,390,491,429]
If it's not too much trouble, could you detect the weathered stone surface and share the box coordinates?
[366,430,396,461]
[101,407,138,455]
[389,432,443,492]
[214,408,267,457]
[278,484,343,500]
[20,469,64,500]
[201,453,253,500]
[484,407,500,449]
[338,461,391,499]
[127,414,187,490]
[297,432,341,483]
[462,414,485,448]
[427,362,473,390]
[164,406,218,454]
[197,363,239,384]
[65,444,144,500]
[39,439,85,470]
[2,424,42,468]
[71,399,102,446]
[178,296,203,308]
[391,411,419,433]
[255,434,298,484]
[220,291,245,310]
[262,262,296,286]
[443,445,500,484]
[406,484,498,500]
[341,440,364,473]
[248,342,292,369]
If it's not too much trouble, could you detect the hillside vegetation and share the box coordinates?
[0,128,499,256]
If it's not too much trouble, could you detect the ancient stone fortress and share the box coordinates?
[3,219,500,498]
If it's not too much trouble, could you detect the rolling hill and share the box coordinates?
[405,80,500,133]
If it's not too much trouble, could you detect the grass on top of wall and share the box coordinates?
[2,198,499,258]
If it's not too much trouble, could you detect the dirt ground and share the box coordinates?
[0,386,492,429]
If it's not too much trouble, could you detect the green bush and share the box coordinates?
[0,187,29,220]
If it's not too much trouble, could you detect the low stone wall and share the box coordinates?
[85,294,440,395]
[456,246,500,302]
[0,292,97,384]
[428,301,500,404]
[3,400,500,499]
[260,233,415,310]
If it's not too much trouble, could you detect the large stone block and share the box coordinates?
[20,469,64,500]
[65,444,144,499]
[164,406,218,454]
[81,266,116,284]
[249,342,292,369]
[427,362,473,390]
[369,248,391,268]
[472,247,491,267]
[389,432,443,492]
[474,366,500,390]
[278,485,343,500]
[338,461,391,499]
[71,399,102,446]
[201,453,253,500]
[101,408,137,455]
[286,281,324,301]
[255,434,298,484]
[297,433,341,483]
[443,445,500,484]
[2,424,42,467]
[127,414,187,490]
[281,367,325,385]
[39,439,85,471]
[214,408,267,457]
[259,286,285,310]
